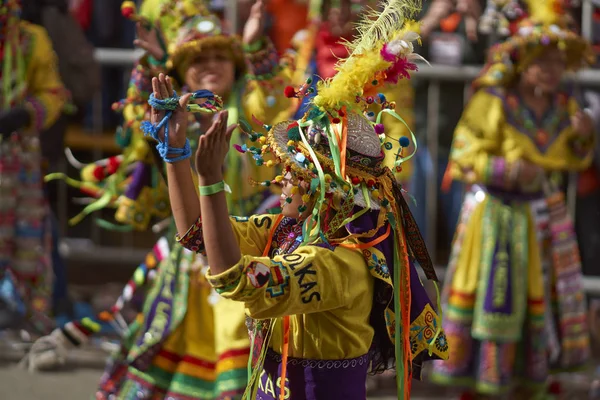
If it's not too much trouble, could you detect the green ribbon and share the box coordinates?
[376,109,418,167]
[95,219,134,232]
[297,120,327,244]
[324,123,343,179]
[392,229,406,400]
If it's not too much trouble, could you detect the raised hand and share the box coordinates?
[195,111,237,184]
[134,22,166,61]
[571,110,594,138]
[150,73,192,149]
[242,0,266,46]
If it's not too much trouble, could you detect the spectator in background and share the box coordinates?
[0,0,67,334]
[410,0,486,263]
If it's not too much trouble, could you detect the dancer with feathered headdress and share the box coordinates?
[151,0,449,398]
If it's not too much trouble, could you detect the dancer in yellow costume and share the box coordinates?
[430,1,595,398]
[0,0,67,334]
[23,1,293,399]
[148,0,449,399]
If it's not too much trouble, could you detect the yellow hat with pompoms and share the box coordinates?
[474,0,594,89]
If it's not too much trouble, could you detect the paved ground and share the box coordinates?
[0,347,593,400]
[0,347,450,400]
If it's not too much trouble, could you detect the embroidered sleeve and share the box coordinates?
[25,26,67,131]
[206,245,366,319]
[449,89,505,185]
[176,214,277,257]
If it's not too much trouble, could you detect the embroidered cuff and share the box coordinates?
[207,255,291,302]
[206,262,245,295]
[570,135,594,159]
[24,96,48,131]
[175,216,205,253]
[245,37,281,83]
[484,156,519,190]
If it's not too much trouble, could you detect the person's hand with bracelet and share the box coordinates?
[149,74,192,151]
[194,110,241,273]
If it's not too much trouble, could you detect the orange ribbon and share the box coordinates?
[338,224,391,250]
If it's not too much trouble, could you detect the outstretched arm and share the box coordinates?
[195,114,242,274]
[151,74,199,235]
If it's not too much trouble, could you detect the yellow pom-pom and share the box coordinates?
[259,136,267,144]
[275,175,284,182]
[291,186,299,195]
[372,189,380,198]
[262,145,268,152]
[302,194,311,203]
[287,140,295,146]
[81,164,96,182]
[266,160,274,167]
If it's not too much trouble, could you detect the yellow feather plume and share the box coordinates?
[313,0,422,112]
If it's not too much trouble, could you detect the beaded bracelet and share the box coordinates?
[141,90,224,163]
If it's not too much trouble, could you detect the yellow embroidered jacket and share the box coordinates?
[448,87,594,188]
[20,22,66,131]
[177,214,449,363]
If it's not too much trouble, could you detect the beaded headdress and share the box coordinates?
[475,0,594,89]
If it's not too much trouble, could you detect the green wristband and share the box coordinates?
[199,181,227,196]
